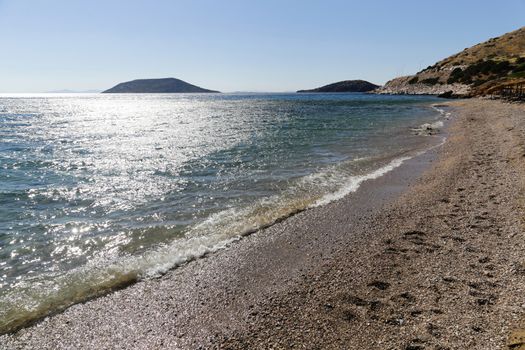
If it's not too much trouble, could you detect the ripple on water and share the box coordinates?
[0,93,445,333]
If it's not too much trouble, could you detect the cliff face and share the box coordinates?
[298,80,379,93]
[103,78,219,93]
[376,26,525,97]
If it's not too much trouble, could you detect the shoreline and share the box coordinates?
[0,98,445,337]
[2,99,524,349]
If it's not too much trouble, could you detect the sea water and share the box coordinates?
[0,92,445,332]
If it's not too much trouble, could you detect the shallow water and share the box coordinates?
[0,92,444,332]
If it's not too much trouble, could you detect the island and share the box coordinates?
[102,78,220,93]
[297,80,379,93]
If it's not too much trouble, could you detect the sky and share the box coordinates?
[0,0,524,92]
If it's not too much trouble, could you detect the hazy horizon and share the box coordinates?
[0,0,524,93]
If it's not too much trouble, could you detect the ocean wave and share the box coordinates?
[0,94,448,335]
[0,150,431,335]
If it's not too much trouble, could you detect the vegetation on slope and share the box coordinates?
[381,26,525,98]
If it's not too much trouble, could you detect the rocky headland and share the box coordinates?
[376,76,470,96]
[376,26,525,99]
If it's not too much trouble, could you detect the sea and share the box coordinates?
[0,92,448,333]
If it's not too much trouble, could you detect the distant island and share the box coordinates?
[297,80,379,93]
[102,78,220,93]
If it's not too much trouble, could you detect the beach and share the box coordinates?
[1,98,524,349]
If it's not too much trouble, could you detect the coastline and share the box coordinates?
[1,99,524,349]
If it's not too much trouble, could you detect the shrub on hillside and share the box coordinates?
[493,61,510,75]
[472,78,488,87]
[514,63,525,72]
[447,67,464,84]
[421,77,440,85]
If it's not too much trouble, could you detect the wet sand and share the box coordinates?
[1,99,524,349]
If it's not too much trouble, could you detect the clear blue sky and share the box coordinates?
[0,0,524,92]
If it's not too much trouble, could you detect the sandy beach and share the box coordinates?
[1,99,524,349]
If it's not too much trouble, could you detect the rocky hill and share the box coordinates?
[298,80,379,93]
[103,78,219,93]
[376,26,525,98]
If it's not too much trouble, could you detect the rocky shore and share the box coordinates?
[374,76,471,96]
[1,100,524,349]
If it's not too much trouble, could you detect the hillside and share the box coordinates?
[103,78,219,93]
[377,26,525,98]
[298,80,379,93]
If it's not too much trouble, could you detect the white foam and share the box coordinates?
[312,156,410,207]
[131,144,449,278]
[413,120,444,134]
[431,105,452,120]
[413,104,454,135]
